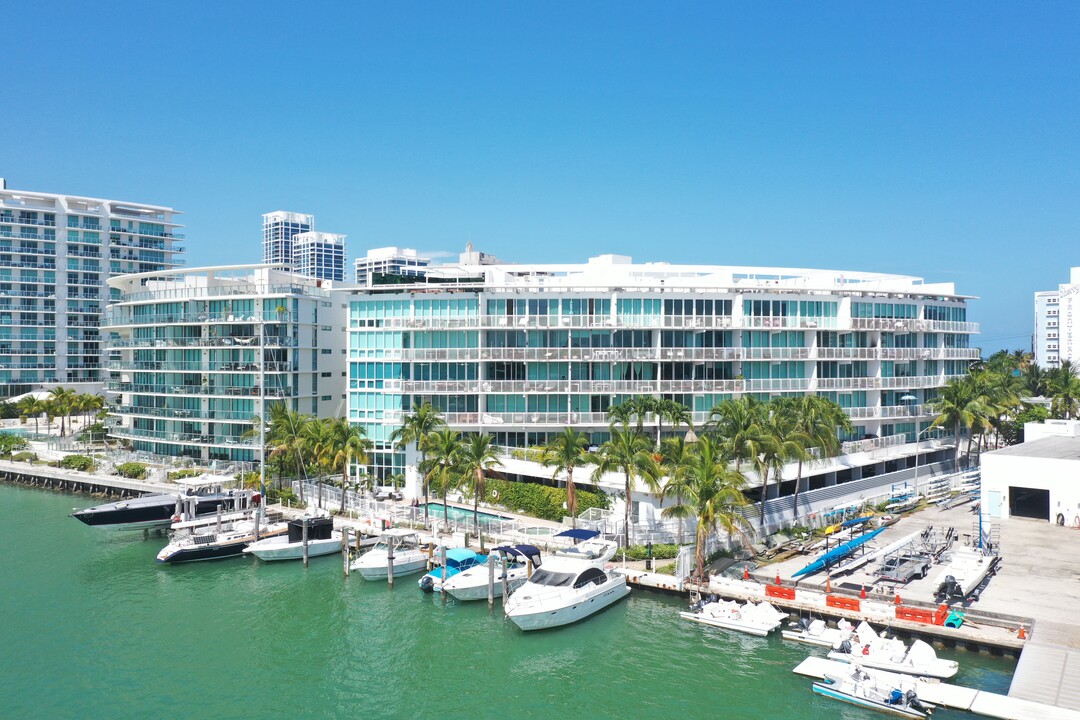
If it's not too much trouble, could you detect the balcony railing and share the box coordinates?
[108,426,256,446]
[107,360,294,372]
[111,405,259,422]
[102,311,304,327]
[107,382,296,397]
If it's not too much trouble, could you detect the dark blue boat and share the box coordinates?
[793,527,885,578]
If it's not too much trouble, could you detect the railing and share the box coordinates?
[102,311,304,327]
[111,405,258,422]
[117,282,329,304]
[108,426,256,446]
[107,336,300,348]
[851,318,979,334]
[107,383,295,397]
[107,360,294,372]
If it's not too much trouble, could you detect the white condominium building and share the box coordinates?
[354,247,431,286]
[1034,267,1080,369]
[1034,289,1061,368]
[0,179,184,396]
[293,231,346,282]
[104,266,349,463]
[346,254,979,490]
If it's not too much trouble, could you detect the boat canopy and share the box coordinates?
[494,544,542,566]
[445,548,482,565]
[554,528,600,541]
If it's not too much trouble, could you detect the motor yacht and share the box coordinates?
[156,516,287,563]
[72,486,248,530]
[350,528,430,580]
[244,517,341,562]
[504,530,628,630]
[443,544,541,602]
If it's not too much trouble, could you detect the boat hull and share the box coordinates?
[679,611,775,637]
[353,553,429,580]
[506,580,630,631]
[244,535,342,561]
[157,527,287,564]
[73,494,237,529]
[445,569,529,602]
[811,683,927,719]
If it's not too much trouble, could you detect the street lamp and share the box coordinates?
[900,395,919,495]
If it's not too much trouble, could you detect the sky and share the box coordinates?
[4,3,1078,354]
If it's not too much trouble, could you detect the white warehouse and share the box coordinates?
[981,420,1080,525]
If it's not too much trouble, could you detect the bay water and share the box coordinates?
[0,484,1015,719]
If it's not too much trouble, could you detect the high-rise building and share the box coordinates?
[1034,267,1080,369]
[104,266,348,463]
[292,231,346,282]
[0,179,184,397]
[1034,289,1061,369]
[353,247,430,286]
[261,211,313,270]
[346,253,977,525]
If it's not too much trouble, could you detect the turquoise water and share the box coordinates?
[1,483,1016,719]
[0,426,27,435]
[421,501,510,526]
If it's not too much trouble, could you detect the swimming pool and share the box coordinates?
[0,427,28,436]
[420,503,511,526]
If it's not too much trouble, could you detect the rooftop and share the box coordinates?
[988,435,1080,461]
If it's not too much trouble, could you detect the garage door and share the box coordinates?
[1009,486,1049,521]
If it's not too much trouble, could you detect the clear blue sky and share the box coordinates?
[4,3,1078,354]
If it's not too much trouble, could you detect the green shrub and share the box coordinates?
[235,471,260,489]
[12,451,37,463]
[115,462,149,479]
[268,487,299,506]
[482,478,609,522]
[59,454,97,472]
[77,422,108,442]
[0,402,21,420]
[167,469,204,481]
[616,543,680,560]
[0,434,29,457]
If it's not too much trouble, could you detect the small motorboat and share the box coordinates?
[828,622,959,679]
[679,596,787,637]
[812,665,932,718]
[350,528,430,580]
[418,548,488,593]
[443,544,542,602]
[932,547,997,602]
[782,617,854,647]
[552,528,618,562]
[244,517,341,561]
[156,517,288,563]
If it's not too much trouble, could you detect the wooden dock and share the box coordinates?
[794,657,1080,720]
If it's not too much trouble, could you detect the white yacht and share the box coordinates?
[244,517,341,562]
[156,516,287,563]
[679,598,787,637]
[443,544,542,602]
[350,528,430,580]
[828,622,959,679]
[504,530,628,631]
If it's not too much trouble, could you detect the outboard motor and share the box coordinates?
[837,639,852,654]
[797,617,812,632]
[419,575,436,594]
[935,575,959,601]
[905,690,929,713]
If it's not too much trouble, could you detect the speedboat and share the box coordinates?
[350,528,430,580]
[679,596,787,637]
[72,487,246,530]
[829,622,959,679]
[552,528,619,561]
[443,544,542,602]
[156,517,288,563]
[933,547,996,602]
[504,530,628,631]
[812,665,932,718]
[782,617,854,647]
[243,517,340,561]
[418,548,488,593]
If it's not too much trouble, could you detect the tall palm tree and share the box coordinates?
[540,427,590,528]
[1050,360,1080,420]
[303,418,336,509]
[667,436,752,580]
[653,397,691,449]
[422,428,463,529]
[325,417,371,514]
[785,395,853,521]
[48,386,77,437]
[658,435,693,545]
[16,396,47,435]
[389,403,446,520]
[588,427,659,547]
[458,433,501,543]
[605,402,635,431]
[708,395,765,473]
[265,402,313,500]
[930,377,995,468]
[754,403,808,530]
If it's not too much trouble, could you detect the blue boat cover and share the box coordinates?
[445,548,482,565]
[553,528,600,541]
[494,544,543,563]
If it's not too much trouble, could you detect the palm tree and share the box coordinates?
[588,427,659,547]
[653,397,691,449]
[540,428,590,528]
[389,403,446,520]
[658,435,693,545]
[754,403,808,530]
[422,428,463,529]
[1050,360,1080,420]
[785,395,853,521]
[458,433,501,544]
[265,402,313,500]
[48,386,77,437]
[303,418,336,509]
[325,417,371,514]
[16,396,47,435]
[708,395,765,473]
[930,377,994,468]
[605,402,635,431]
[668,436,752,580]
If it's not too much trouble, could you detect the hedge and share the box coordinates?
[168,469,204,481]
[58,455,97,472]
[115,462,149,479]
[482,478,609,522]
[0,434,29,456]
[617,543,680,560]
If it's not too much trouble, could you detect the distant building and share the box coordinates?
[1034,267,1080,368]
[459,242,504,266]
[293,231,346,282]
[353,247,430,286]
[261,211,314,271]
[1033,290,1060,368]
[0,178,184,397]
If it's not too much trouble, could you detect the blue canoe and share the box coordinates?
[841,515,875,529]
[793,527,886,578]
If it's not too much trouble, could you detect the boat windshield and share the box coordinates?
[528,568,577,587]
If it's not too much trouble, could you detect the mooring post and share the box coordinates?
[487,552,496,609]
[501,554,509,606]
[302,517,310,567]
[342,526,351,577]
[441,543,448,603]
[387,537,395,588]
